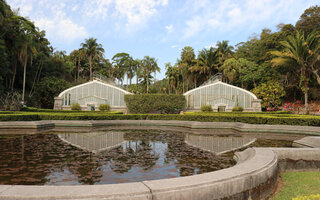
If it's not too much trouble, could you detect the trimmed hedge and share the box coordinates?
[201,105,213,112]
[124,94,186,114]
[1,112,320,126]
[71,103,81,110]
[0,114,41,121]
[21,107,83,113]
[98,104,110,112]
[20,107,122,114]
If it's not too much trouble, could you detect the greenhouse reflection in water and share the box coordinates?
[58,131,125,154]
[185,134,256,154]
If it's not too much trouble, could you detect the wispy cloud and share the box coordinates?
[165,25,173,33]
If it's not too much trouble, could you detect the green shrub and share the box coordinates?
[71,103,81,111]
[232,106,244,112]
[124,94,186,114]
[1,112,320,127]
[34,77,70,109]
[99,104,110,111]
[0,114,41,121]
[201,105,213,112]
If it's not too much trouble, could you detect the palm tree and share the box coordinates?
[165,63,180,94]
[81,38,104,81]
[180,46,195,92]
[112,53,134,88]
[141,56,158,93]
[271,31,320,111]
[216,40,234,66]
[16,16,37,102]
[190,48,219,85]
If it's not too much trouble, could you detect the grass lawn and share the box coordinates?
[273,171,320,200]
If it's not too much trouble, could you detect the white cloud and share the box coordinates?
[114,0,168,28]
[165,25,173,33]
[184,16,206,39]
[35,17,88,43]
[181,0,319,39]
[170,44,179,48]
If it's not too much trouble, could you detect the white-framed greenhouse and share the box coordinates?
[183,81,261,112]
[54,80,131,111]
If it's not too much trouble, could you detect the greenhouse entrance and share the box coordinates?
[218,106,226,112]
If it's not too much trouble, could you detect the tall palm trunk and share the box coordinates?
[11,59,17,91]
[22,60,27,102]
[89,55,93,81]
[146,69,149,93]
[77,56,81,81]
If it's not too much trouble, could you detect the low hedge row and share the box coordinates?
[20,107,123,114]
[124,94,186,114]
[0,112,320,126]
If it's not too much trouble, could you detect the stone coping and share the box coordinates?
[0,120,320,136]
[293,136,320,148]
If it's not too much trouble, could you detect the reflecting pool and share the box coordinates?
[0,129,293,185]
[0,130,237,185]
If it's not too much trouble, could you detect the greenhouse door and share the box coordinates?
[218,106,226,112]
[87,104,95,111]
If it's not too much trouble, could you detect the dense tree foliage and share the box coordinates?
[0,0,319,111]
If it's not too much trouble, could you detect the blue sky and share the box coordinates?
[7,0,319,80]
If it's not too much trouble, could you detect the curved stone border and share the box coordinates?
[293,136,320,148]
[1,120,320,136]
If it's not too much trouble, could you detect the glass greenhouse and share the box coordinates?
[183,81,261,112]
[54,80,131,111]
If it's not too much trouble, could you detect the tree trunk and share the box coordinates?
[312,69,320,85]
[22,60,27,102]
[77,56,81,82]
[29,60,42,97]
[304,91,309,114]
[126,72,128,90]
[304,74,309,114]
[89,55,93,81]
[182,75,185,93]
[11,60,17,91]
[147,70,149,94]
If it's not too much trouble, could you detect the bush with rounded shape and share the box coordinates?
[232,106,244,112]
[252,81,285,109]
[34,77,70,109]
[71,103,81,110]
[201,105,213,112]
[124,94,186,114]
[99,104,110,112]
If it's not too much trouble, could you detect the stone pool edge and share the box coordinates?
[1,120,320,135]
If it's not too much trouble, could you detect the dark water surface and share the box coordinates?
[0,130,238,185]
[0,129,294,185]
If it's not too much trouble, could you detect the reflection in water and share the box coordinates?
[58,132,125,154]
[0,130,235,185]
[185,134,256,154]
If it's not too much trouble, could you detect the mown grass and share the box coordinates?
[273,171,320,200]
